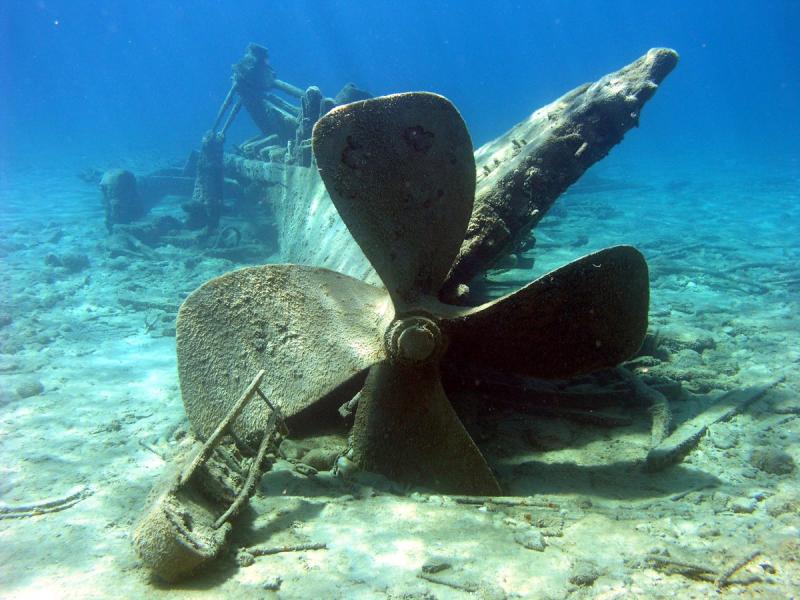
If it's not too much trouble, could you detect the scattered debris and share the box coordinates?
[617,365,671,447]
[569,560,601,586]
[750,447,796,475]
[0,486,92,520]
[261,575,283,591]
[717,550,762,589]
[644,553,717,583]
[513,527,547,552]
[133,370,287,582]
[244,542,327,559]
[452,496,560,510]
[644,551,764,587]
[417,572,480,593]
[421,557,452,574]
[138,439,167,460]
[15,379,44,399]
[644,378,783,471]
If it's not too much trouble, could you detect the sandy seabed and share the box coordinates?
[1,156,798,599]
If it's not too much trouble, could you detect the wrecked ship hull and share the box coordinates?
[224,48,677,297]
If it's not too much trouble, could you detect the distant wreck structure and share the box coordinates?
[100,44,677,297]
[99,42,372,254]
[442,48,678,298]
[217,43,369,167]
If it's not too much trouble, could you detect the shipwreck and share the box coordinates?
[116,43,684,582]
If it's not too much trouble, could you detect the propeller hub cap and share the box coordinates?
[387,316,442,364]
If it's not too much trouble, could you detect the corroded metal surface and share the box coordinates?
[226,49,677,296]
[351,361,502,495]
[313,92,475,310]
[304,94,649,494]
[443,245,649,378]
[177,264,392,445]
[177,45,674,493]
[442,48,678,296]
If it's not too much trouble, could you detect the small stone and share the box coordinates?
[279,438,309,461]
[569,560,601,587]
[513,528,547,552]
[61,253,90,273]
[39,294,63,309]
[672,348,704,368]
[765,492,800,517]
[107,256,128,271]
[46,229,64,243]
[421,557,451,574]
[690,335,716,353]
[44,253,62,267]
[16,380,44,399]
[335,455,357,479]
[0,388,13,406]
[302,447,340,471]
[262,575,282,591]
[294,463,317,477]
[730,497,756,514]
[235,549,255,567]
[750,448,796,475]
[708,427,738,450]
[698,525,721,538]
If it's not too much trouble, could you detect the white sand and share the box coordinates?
[0,157,798,598]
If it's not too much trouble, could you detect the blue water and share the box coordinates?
[2,0,798,174]
[2,3,800,596]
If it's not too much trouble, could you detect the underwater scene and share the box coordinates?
[1,1,799,598]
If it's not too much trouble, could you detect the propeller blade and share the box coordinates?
[443,245,649,378]
[350,361,502,495]
[177,265,393,445]
[313,92,476,309]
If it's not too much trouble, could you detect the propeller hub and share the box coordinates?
[386,316,442,365]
